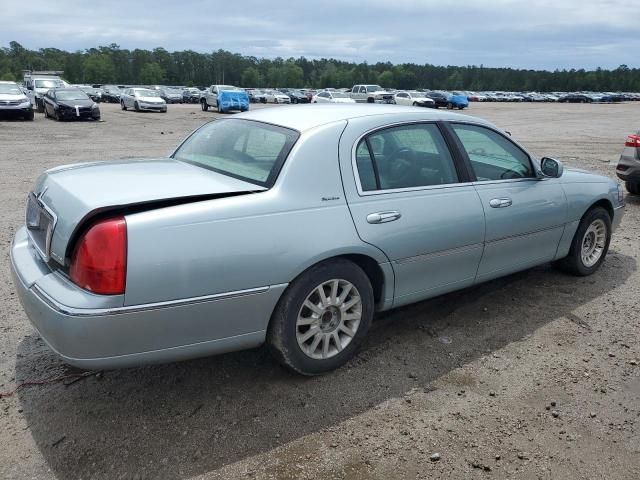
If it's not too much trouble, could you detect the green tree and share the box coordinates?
[241,66,262,87]
[139,62,165,85]
[377,70,394,87]
[83,54,115,83]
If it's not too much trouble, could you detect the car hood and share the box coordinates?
[0,93,29,102]
[560,167,612,184]
[31,158,266,264]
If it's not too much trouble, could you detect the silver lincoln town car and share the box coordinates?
[11,105,625,375]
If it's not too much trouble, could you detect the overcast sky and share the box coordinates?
[3,0,637,70]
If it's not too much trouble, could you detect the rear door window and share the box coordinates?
[355,123,459,191]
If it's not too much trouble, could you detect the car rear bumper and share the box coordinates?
[616,156,640,182]
[10,226,285,369]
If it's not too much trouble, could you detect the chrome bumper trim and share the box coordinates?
[32,284,279,317]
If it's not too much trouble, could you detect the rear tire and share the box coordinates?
[555,206,611,276]
[267,259,374,375]
[625,181,640,195]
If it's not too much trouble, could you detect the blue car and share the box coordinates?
[448,92,469,110]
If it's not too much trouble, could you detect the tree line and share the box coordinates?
[1,41,639,92]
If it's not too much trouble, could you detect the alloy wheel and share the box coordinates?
[296,279,362,360]
[581,219,607,267]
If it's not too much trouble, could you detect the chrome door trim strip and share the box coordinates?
[485,224,565,245]
[32,284,276,317]
[394,242,484,265]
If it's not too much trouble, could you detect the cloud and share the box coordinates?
[2,0,638,70]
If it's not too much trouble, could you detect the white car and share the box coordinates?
[263,90,291,104]
[120,88,167,112]
[393,91,435,108]
[0,80,34,120]
[312,91,356,104]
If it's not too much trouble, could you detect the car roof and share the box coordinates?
[236,104,494,132]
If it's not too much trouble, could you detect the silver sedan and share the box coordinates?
[11,105,624,375]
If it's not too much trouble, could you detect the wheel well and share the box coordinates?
[339,254,385,305]
[289,254,386,306]
[588,198,613,220]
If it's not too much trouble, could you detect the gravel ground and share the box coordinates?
[0,102,638,480]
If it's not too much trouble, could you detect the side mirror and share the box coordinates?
[539,157,563,178]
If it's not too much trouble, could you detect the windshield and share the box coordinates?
[331,92,348,98]
[366,85,383,92]
[0,83,23,95]
[56,90,89,101]
[173,119,299,187]
[35,79,64,89]
[134,89,160,97]
[410,92,426,98]
[104,86,120,92]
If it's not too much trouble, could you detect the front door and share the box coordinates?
[448,122,567,282]
[342,120,485,308]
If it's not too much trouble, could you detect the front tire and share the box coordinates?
[447,102,454,109]
[556,207,611,276]
[267,259,374,375]
[625,181,640,195]
[24,110,34,121]
[121,101,127,111]
[134,101,140,112]
[201,100,208,111]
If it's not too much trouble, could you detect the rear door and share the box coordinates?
[340,119,485,308]
[448,122,567,282]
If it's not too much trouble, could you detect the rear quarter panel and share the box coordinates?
[124,121,390,309]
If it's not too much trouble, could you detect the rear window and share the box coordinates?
[173,119,299,187]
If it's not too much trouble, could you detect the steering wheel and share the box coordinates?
[387,147,419,187]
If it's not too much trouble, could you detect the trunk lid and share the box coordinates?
[30,158,265,265]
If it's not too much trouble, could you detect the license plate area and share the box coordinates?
[26,193,56,261]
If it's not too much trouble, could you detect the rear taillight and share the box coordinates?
[69,217,127,295]
[624,134,640,147]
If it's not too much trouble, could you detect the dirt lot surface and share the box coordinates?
[0,102,639,480]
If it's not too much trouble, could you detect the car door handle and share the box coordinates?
[489,198,513,208]
[367,211,402,224]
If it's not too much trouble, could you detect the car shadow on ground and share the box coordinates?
[16,253,636,479]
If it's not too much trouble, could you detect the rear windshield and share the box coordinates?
[173,119,299,187]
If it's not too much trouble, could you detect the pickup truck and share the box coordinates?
[349,85,395,104]
[200,85,250,113]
